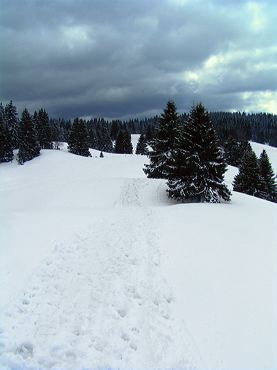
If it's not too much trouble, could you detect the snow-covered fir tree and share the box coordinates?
[110,121,120,141]
[136,134,148,155]
[224,136,241,166]
[17,108,40,164]
[95,121,113,152]
[167,103,231,203]
[87,119,113,152]
[233,147,262,197]
[114,129,133,154]
[258,150,277,202]
[4,100,19,149]
[35,108,53,149]
[144,100,179,178]
[0,103,13,163]
[68,118,91,157]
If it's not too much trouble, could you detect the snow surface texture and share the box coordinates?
[0,136,276,370]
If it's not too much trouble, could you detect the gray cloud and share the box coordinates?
[0,0,277,118]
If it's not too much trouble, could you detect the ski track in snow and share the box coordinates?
[0,178,201,369]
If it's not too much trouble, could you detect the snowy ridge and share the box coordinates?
[0,138,276,369]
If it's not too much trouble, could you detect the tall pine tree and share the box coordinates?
[96,121,113,152]
[233,147,262,197]
[0,103,13,162]
[5,100,19,149]
[136,134,148,155]
[144,101,179,178]
[36,108,53,149]
[167,103,231,203]
[17,108,40,164]
[224,136,241,166]
[114,129,133,154]
[258,150,277,202]
[68,118,91,157]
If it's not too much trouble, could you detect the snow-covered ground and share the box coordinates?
[0,137,276,369]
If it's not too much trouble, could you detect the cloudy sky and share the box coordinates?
[0,0,277,119]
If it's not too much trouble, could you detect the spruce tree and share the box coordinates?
[136,134,148,155]
[0,104,13,162]
[17,108,40,164]
[258,150,277,202]
[114,129,133,154]
[114,130,125,153]
[4,100,19,149]
[224,136,241,166]
[68,118,91,157]
[233,147,262,197]
[237,141,252,165]
[96,121,113,152]
[167,103,231,203]
[36,108,53,149]
[110,121,120,141]
[144,101,179,178]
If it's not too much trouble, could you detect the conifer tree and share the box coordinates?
[167,103,231,203]
[17,108,40,164]
[135,134,148,155]
[224,136,241,166]
[114,129,133,154]
[100,151,104,158]
[68,118,91,157]
[96,121,113,152]
[123,129,133,154]
[114,130,125,153]
[87,125,98,149]
[36,108,53,149]
[233,147,262,197]
[258,150,277,202]
[237,141,252,165]
[144,125,155,142]
[0,104,13,162]
[4,100,19,149]
[110,121,120,141]
[144,100,179,178]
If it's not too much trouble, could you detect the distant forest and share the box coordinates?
[1,100,277,165]
[47,110,277,148]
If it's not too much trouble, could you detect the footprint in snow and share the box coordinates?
[15,342,34,359]
[120,333,129,342]
[117,308,127,318]
[129,342,137,351]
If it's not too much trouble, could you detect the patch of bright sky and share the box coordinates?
[61,25,91,50]
[246,1,267,32]
[167,0,189,6]
[242,91,277,114]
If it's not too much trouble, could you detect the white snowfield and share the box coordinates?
[0,137,276,370]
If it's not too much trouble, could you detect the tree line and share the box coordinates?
[1,100,276,203]
[0,101,135,164]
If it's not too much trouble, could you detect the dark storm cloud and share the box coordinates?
[0,0,277,118]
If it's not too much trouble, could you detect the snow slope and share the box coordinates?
[0,139,276,370]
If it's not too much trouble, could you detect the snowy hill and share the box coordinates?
[0,139,276,369]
